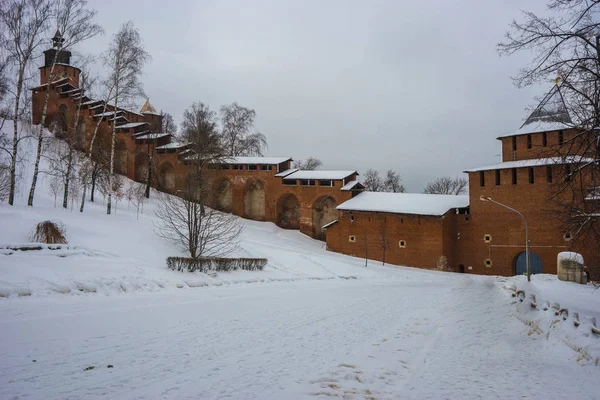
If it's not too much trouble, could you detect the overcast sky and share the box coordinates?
[73,0,551,192]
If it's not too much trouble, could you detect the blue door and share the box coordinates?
[515,251,543,276]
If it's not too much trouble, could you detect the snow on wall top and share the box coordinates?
[341,180,363,191]
[283,170,357,181]
[219,157,292,165]
[155,141,189,150]
[463,156,596,173]
[275,168,299,177]
[116,122,149,129]
[337,192,469,216]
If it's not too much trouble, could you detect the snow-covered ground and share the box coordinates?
[1,130,599,399]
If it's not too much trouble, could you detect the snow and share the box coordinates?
[558,251,585,265]
[116,122,149,129]
[1,123,599,399]
[321,219,338,229]
[274,168,299,177]
[337,192,469,216]
[496,120,574,139]
[283,170,357,180]
[155,141,189,150]
[463,156,597,172]
[340,180,362,190]
[220,156,292,165]
[134,132,170,140]
[93,111,121,118]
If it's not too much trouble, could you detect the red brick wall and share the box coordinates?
[325,210,454,270]
[500,129,581,162]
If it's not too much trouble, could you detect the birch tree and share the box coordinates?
[27,0,102,206]
[103,21,150,215]
[1,0,52,205]
[383,170,405,193]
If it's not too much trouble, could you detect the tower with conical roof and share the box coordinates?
[140,98,162,132]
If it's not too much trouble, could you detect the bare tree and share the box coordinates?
[79,130,109,211]
[499,0,600,248]
[47,174,61,207]
[155,185,243,258]
[126,180,146,219]
[383,169,405,193]
[377,217,392,266]
[220,102,267,156]
[363,168,383,192]
[27,0,102,207]
[294,157,322,170]
[1,0,52,205]
[103,21,150,215]
[161,110,177,136]
[423,176,468,195]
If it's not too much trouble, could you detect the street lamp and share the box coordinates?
[479,196,531,282]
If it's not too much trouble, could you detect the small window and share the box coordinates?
[301,179,315,186]
[563,232,573,241]
[528,167,534,184]
[479,171,485,187]
[399,240,406,248]
[512,136,517,151]
[485,259,492,267]
[248,164,258,171]
[350,215,355,222]
[542,132,547,146]
[283,179,297,186]
[232,165,243,170]
[546,166,553,183]
[484,234,492,243]
[349,235,356,243]
[260,165,270,171]
[495,170,500,186]
[558,130,564,146]
[512,168,517,184]
[319,180,333,187]
[527,134,532,149]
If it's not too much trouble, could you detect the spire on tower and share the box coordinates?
[140,98,159,114]
[52,29,64,49]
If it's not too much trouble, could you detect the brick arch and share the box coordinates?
[244,179,265,220]
[158,162,176,192]
[312,195,338,240]
[134,151,148,183]
[276,193,300,229]
[114,139,128,175]
[213,177,233,213]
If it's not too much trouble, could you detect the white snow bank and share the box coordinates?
[502,274,600,364]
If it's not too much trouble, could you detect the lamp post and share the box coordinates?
[479,196,531,282]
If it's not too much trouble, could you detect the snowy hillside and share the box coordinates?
[1,126,600,399]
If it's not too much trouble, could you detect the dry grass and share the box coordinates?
[30,220,67,244]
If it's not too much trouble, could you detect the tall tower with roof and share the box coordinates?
[40,29,81,87]
[140,98,162,132]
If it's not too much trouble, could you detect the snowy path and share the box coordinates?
[0,277,598,399]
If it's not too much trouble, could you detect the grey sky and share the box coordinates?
[75,0,550,192]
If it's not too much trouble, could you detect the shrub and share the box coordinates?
[30,220,67,244]
[166,257,267,273]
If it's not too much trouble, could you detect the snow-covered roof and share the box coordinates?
[463,156,596,173]
[82,100,102,106]
[135,133,171,140]
[341,180,364,191]
[275,168,299,177]
[337,192,469,216]
[322,220,339,229]
[116,122,149,129]
[155,141,190,150]
[61,88,82,95]
[220,157,292,165]
[497,84,574,138]
[94,111,121,118]
[28,77,69,90]
[283,170,357,181]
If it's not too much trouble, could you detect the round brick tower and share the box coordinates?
[40,29,81,87]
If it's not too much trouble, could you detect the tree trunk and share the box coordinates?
[8,67,25,206]
[91,169,97,202]
[107,86,119,215]
[80,184,87,212]
[63,95,83,209]
[28,54,59,206]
